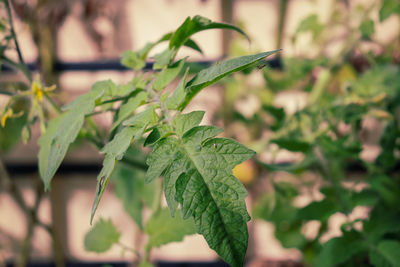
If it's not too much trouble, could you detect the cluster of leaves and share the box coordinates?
[220,1,400,266]
[31,16,279,267]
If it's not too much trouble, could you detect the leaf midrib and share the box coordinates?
[177,137,240,264]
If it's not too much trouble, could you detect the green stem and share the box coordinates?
[117,242,141,259]
[1,56,32,83]
[85,109,117,118]
[97,96,130,106]
[44,93,62,114]
[5,0,24,65]
[151,179,163,215]
[276,0,289,50]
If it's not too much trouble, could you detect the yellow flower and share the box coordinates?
[1,108,14,127]
[0,107,24,127]
[31,80,56,103]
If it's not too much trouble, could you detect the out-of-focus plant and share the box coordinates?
[0,1,65,266]
[220,1,400,266]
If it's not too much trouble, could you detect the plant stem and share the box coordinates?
[117,242,141,259]
[44,93,62,114]
[97,96,130,106]
[5,0,24,65]
[0,159,29,214]
[1,56,32,83]
[276,0,289,50]
[4,0,32,82]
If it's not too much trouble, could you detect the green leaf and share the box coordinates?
[363,205,400,244]
[90,154,116,224]
[262,105,286,131]
[111,91,148,131]
[143,125,173,147]
[63,80,107,112]
[370,175,400,206]
[146,123,255,267]
[169,15,249,50]
[165,68,190,109]
[360,19,375,39]
[370,240,400,267]
[297,198,340,222]
[270,138,312,152]
[121,51,146,70]
[294,14,323,40]
[179,50,280,110]
[153,58,186,91]
[122,104,159,127]
[173,111,205,137]
[145,137,179,184]
[100,127,138,160]
[315,230,367,267]
[350,189,379,207]
[144,208,196,248]
[38,81,107,190]
[84,218,120,253]
[112,163,156,229]
[380,0,400,21]
[121,32,202,71]
[153,48,176,70]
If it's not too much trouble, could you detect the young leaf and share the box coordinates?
[165,67,190,110]
[122,104,159,127]
[146,118,255,267]
[121,50,146,70]
[169,15,250,50]
[179,50,281,110]
[153,58,186,91]
[143,125,173,147]
[173,110,205,136]
[111,91,148,131]
[84,218,120,253]
[100,127,138,160]
[144,208,196,248]
[38,81,107,190]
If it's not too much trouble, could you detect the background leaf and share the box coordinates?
[112,162,157,229]
[144,208,196,248]
[315,230,367,267]
[84,218,120,253]
[370,240,400,267]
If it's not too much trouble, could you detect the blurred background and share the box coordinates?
[1,0,400,266]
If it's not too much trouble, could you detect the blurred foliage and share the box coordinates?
[222,0,400,266]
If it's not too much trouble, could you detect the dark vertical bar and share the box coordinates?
[221,0,235,57]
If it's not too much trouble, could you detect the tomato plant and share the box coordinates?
[0,3,280,265]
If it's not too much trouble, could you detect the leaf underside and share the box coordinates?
[38,81,110,191]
